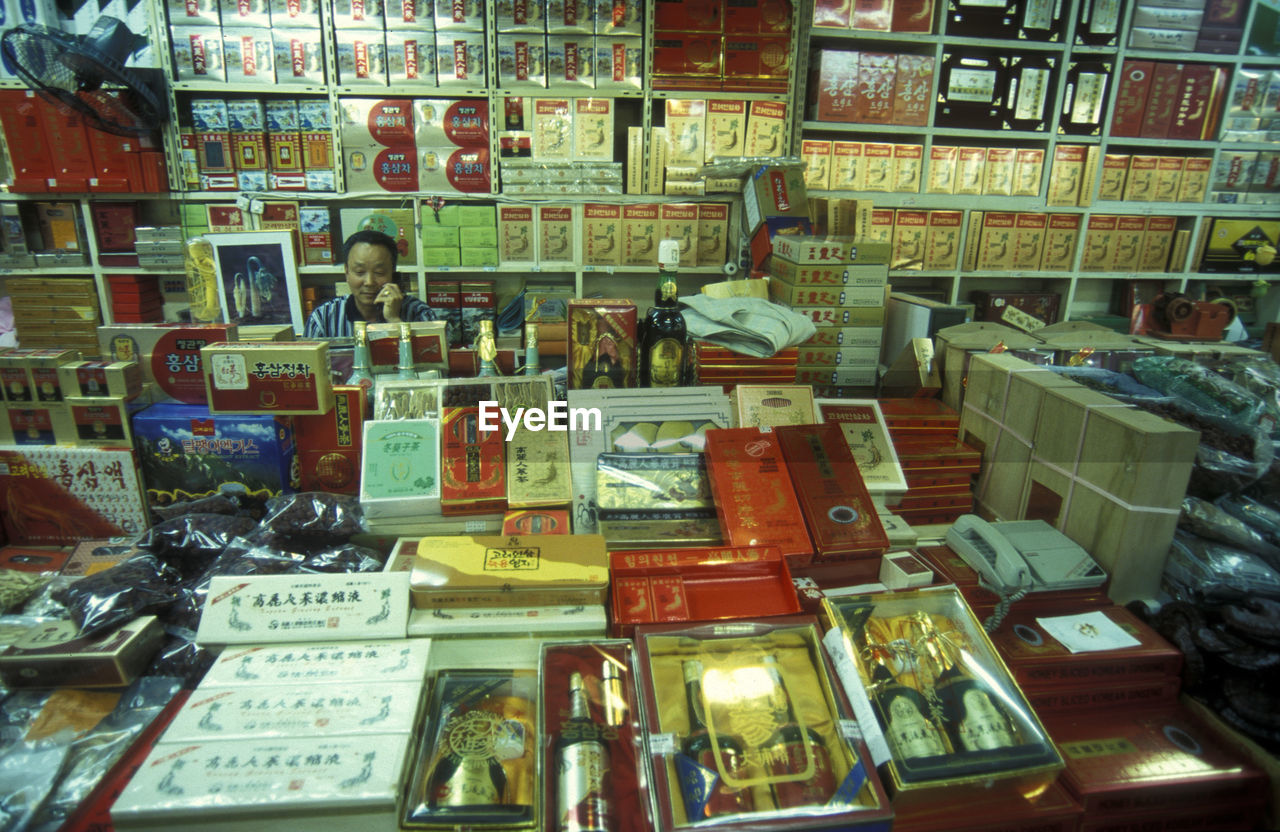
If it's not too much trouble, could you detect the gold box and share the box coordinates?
[821,589,1063,803]
[409,533,609,608]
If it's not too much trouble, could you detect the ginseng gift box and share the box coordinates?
[609,545,802,637]
[773,423,889,562]
[440,405,507,516]
[568,299,637,389]
[702,428,813,566]
[0,615,163,689]
[632,617,893,832]
[202,340,335,415]
[539,640,645,832]
[595,452,720,547]
[820,589,1063,803]
[1047,705,1267,829]
[293,384,366,495]
[0,445,150,544]
[131,401,297,507]
[409,533,609,609]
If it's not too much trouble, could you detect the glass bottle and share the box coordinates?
[678,659,754,820]
[346,320,375,392]
[639,271,686,387]
[865,644,950,760]
[556,672,611,832]
[476,319,500,377]
[759,655,838,809]
[428,707,509,807]
[524,323,541,376]
[396,322,417,380]
[934,663,1020,752]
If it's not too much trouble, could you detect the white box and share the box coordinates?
[171,27,226,83]
[198,639,431,687]
[407,604,607,637]
[435,31,486,87]
[112,735,413,832]
[546,35,595,87]
[222,28,275,84]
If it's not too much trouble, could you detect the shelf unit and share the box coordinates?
[0,0,803,326]
[794,0,1280,323]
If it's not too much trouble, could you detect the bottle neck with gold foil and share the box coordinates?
[682,659,709,733]
[396,323,415,379]
[568,672,590,722]
[655,273,679,307]
[476,319,498,377]
[352,321,370,370]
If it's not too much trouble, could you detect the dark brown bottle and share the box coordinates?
[677,659,754,820]
[759,655,838,809]
[934,663,1019,752]
[639,271,686,387]
[865,646,950,760]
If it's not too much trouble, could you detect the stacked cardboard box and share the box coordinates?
[106,275,164,323]
[420,202,499,267]
[766,235,888,393]
[1097,154,1211,203]
[651,2,792,93]
[959,351,1198,602]
[8,278,100,353]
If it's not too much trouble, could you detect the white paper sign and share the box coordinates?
[822,628,892,767]
[197,573,410,646]
[1036,611,1141,654]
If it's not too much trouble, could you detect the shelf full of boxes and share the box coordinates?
[0,0,806,338]
[794,0,1280,331]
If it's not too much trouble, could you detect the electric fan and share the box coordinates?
[1,16,165,136]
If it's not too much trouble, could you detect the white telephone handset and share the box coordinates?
[946,514,1033,595]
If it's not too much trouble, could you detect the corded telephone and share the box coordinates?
[946,515,1107,595]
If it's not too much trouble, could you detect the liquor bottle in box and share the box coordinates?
[1059,61,1111,136]
[1075,0,1122,46]
[1003,54,1055,131]
[679,658,755,820]
[1018,0,1063,41]
[936,52,1007,130]
[945,0,1019,39]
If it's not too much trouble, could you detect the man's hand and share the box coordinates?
[375,282,405,322]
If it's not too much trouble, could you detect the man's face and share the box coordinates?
[345,242,395,311]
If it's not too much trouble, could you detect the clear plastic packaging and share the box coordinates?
[1216,494,1280,542]
[1163,531,1280,603]
[51,554,182,637]
[1133,355,1267,429]
[138,513,258,579]
[1180,497,1280,568]
[258,492,365,540]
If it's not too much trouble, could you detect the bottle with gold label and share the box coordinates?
[865,644,950,762]
[759,655,838,809]
[639,271,686,387]
[476,319,500,378]
[677,659,754,820]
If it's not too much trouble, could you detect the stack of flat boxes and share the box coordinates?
[7,279,99,353]
[959,352,1198,602]
[765,235,888,394]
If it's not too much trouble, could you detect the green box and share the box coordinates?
[459,226,498,248]
[459,247,499,267]
[424,205,460,227]
[360,418,440,516]
[458,205,496,227]
[422,246,461,267]
[421,224,460,248]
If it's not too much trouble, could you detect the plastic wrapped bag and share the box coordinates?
[1223,357,1280,437]
[51,553,182,637]
[144,629,214,686]
[298,543,386,574]
[163,542,303,632]
[0,570,48,614]
[1216,494,1280,542]
[1045,366,1170,401]
[0,739,69,832]
[137,513,258,579]
[258,492,364,540]
[149,493,244,523]
[1180,497,1280,568]
[25,677,182,832]
[1163,531,1280,604]
[1134,355,1268,429]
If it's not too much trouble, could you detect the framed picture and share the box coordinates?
[207,231,305,334]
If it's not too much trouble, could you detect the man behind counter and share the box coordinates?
[304,229,445,338]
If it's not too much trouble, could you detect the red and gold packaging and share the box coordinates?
[65,396,134,447]
[774,423,888,561]
[608,546,801,637]
[440,405,507,515]
[567,299,637,389]
[1048,705,1267,827]
[1110,60,1155,138]
[988,604,1181,693]
[201,340,334,415]
[704,428,813,567]
[894,779,1082,832]
[293,384,366,495]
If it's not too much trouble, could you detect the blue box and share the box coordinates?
[131,402,297,507]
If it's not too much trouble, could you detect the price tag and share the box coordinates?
[649,733,677,755]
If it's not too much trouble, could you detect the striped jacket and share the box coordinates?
[304,295,443,339]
